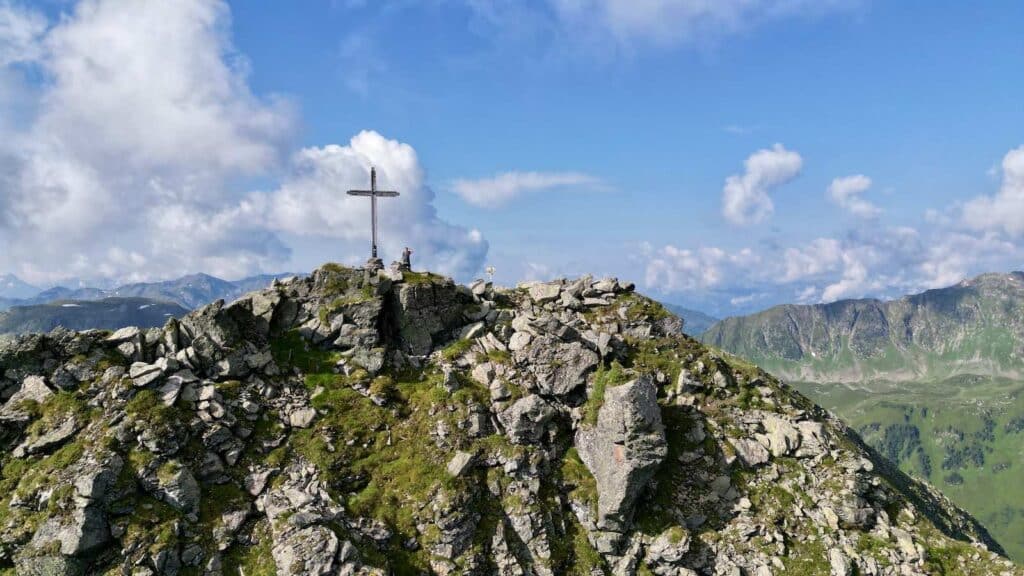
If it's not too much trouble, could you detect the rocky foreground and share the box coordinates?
[0,264,1020,576]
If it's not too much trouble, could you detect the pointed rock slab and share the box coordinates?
[576,377,667,532]
[151,461,201,516]
[13,417,81,458]
[729,438,771,468]
[0,375,53,423]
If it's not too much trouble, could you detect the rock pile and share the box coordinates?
[0,264,1019,575]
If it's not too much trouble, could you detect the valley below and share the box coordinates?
[791,376,1024,560]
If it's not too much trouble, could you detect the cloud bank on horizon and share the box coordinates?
[0,0,1022,316]
[646,144,1024,308]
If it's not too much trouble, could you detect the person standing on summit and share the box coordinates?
[400,247,413,271]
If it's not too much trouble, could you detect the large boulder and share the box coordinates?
[178,299,268,375]
[576,377,667,532]
[390,278,471,356]
[25,454,123,559]
[517,336,599,397]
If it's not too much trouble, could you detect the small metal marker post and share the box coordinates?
[347,167,400,263]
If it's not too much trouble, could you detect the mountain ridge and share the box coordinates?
[0,263,1017,575]
[701,271,1024,383]
[0,272,301,312]
[0,298,189,335]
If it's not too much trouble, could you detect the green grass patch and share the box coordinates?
[582,362,629,427]
[223,520,277,576]
[270,330,341,374]
[440,339,474,362]
[402,271,446,285]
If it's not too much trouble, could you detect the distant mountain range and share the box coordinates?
[0,298,189,334]
[702,271,1024,559]
[0,274,41,300]
[0,272,297,335]
[702,272,1024,382]
[0,272,298,312]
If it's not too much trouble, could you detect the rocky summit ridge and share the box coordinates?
[0,264,1019,576]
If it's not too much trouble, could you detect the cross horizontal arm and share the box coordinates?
[346,190,400,197]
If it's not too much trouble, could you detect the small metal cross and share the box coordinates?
[347,167,400,259]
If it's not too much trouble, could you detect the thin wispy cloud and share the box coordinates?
[548,0,859,48]
[452,171,604,208]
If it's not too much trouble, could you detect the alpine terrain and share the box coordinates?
[0,299,189,337]
[702,272,1024,559]
[0,264,1018,576]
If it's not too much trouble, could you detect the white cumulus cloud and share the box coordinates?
[828,174,881,218]
[962,146,1024,236]
[451,171,602,208]
[0,0,487,284]
[722,143,803,225]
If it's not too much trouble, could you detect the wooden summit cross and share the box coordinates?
[347,167,399,260]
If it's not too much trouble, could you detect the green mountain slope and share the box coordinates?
[702,272,1024,560]
[703,272,1024,382]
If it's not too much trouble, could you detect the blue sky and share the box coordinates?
[1,0,1023,316]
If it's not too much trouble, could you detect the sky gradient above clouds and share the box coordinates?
[0,0,1023,316]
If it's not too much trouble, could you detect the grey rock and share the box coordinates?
[289,407,317,429]
[730,438,771,468]
[518,336,598,397]
[0,375,53,422]
[576,377,667,532]
[391,279,469,355]
[460,321,486,340]
[508,331,533,352]
[758,413,801,457]
[646,527,690,566]
[13,417,80,457]
[246,469,274,496]
[260,463,351,576]
[14,556,83,576]
[528,283,562,304]
[447,451,476,477]
[105,326,141,343]
[498,395,557,445]
[153,461,201,515]
[828,548,851,576]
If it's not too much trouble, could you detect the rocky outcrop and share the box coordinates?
[576,377,667,532]
[0,264,1018,576]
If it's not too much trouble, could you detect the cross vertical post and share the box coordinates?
[347,166,400,264]
[371,167,378,258]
